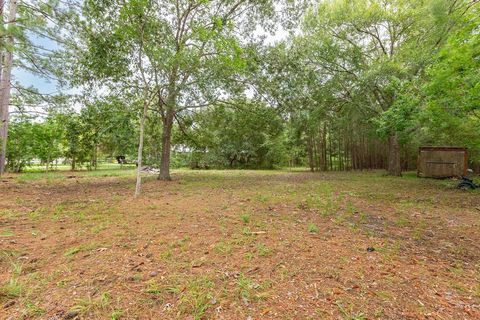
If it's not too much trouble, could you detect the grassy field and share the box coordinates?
[1,169,479,319]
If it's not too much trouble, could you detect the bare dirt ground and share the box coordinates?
[1,169,480,320]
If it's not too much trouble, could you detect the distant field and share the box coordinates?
[1,169,479,319]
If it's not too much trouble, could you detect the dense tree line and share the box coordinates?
[2,0,479,186]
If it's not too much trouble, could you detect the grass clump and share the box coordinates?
[213,241,233,255]
[256,243,272,257]
[64,247,81,257]
[0,277,24,301]
[178,277,215,320]
[308,223,319,233]
[70,292,111,316]
[240,213,250,224]
[237,274,253,300]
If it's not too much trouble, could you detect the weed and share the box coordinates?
[0,229,14,237]
[375,290,394,302]
[240,213,250,224]
[474,283,480,298]
[70,292,111,315]
[29,207,48,220]
[412,219,427,240]
[24,300,46,317]
[395,215,410,227]
[178,276,215,320]
[0,277,24,301]
[308,223,319,233]
[378,241,402,262]
[237,274,253,300]
[146,204,160,210]
[0,209,15,218]
[255,194,270,203]
[256,243,272,257]
[335,300,366,320]
[346,199,357,215]
[213,241,233,255]
[160,250,172,260]
[241,227,252,236]
[64,247,81,257]
[111,309,123,320]
[244,252,254,261]
[170,237,191,251]
[145,279,177,295]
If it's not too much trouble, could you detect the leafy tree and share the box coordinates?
[94,97,138,160]
[182,102,286,169]
[420,5,480,161]
[61,113,88,170]
[301,0,473,176]
[31,117,64,171]
[71,0,288,182]
[1,0,72,174]
[6,116,35,172]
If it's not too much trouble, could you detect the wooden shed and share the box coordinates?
[417,146,468,178]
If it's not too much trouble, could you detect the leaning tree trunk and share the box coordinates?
[387,132,402,176]
[134,99,149,197]
[0,0,17,175]
[158,109,174,181]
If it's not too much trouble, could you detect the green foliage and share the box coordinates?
[6,0,480,174]
[7,95,138,172]
[419,7,480,160]
[6,119,36,172]
[179,102,287,169]
[7,116,63,172]
[308,223,319,233]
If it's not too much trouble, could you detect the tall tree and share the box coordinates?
[0,0,17,175]
[302,0,474,176]
[0,0,73,174]
[72,0,287,182]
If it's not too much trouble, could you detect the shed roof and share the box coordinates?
[419,146,467,152]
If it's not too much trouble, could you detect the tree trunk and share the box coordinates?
[0,0,17,175]
[307,135,314,172]
[93,145,98,170]
[46,153,50,173]
[229,155,236,168]
[387,133,402,176]
[0,0,4,119]
[158,110,174,181]
[328,126,333,171]
[134,100,149,197]
[0,0,3,91]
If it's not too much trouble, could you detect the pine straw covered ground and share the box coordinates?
[1,169,480,320]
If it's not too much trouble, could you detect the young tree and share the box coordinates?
[32,118,63,171]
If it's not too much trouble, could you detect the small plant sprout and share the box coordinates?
[308,223,319,233]
[240,213,250,224]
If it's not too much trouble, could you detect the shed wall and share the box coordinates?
[417,148,467,178]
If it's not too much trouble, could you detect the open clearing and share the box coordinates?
[1,169,480,319]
